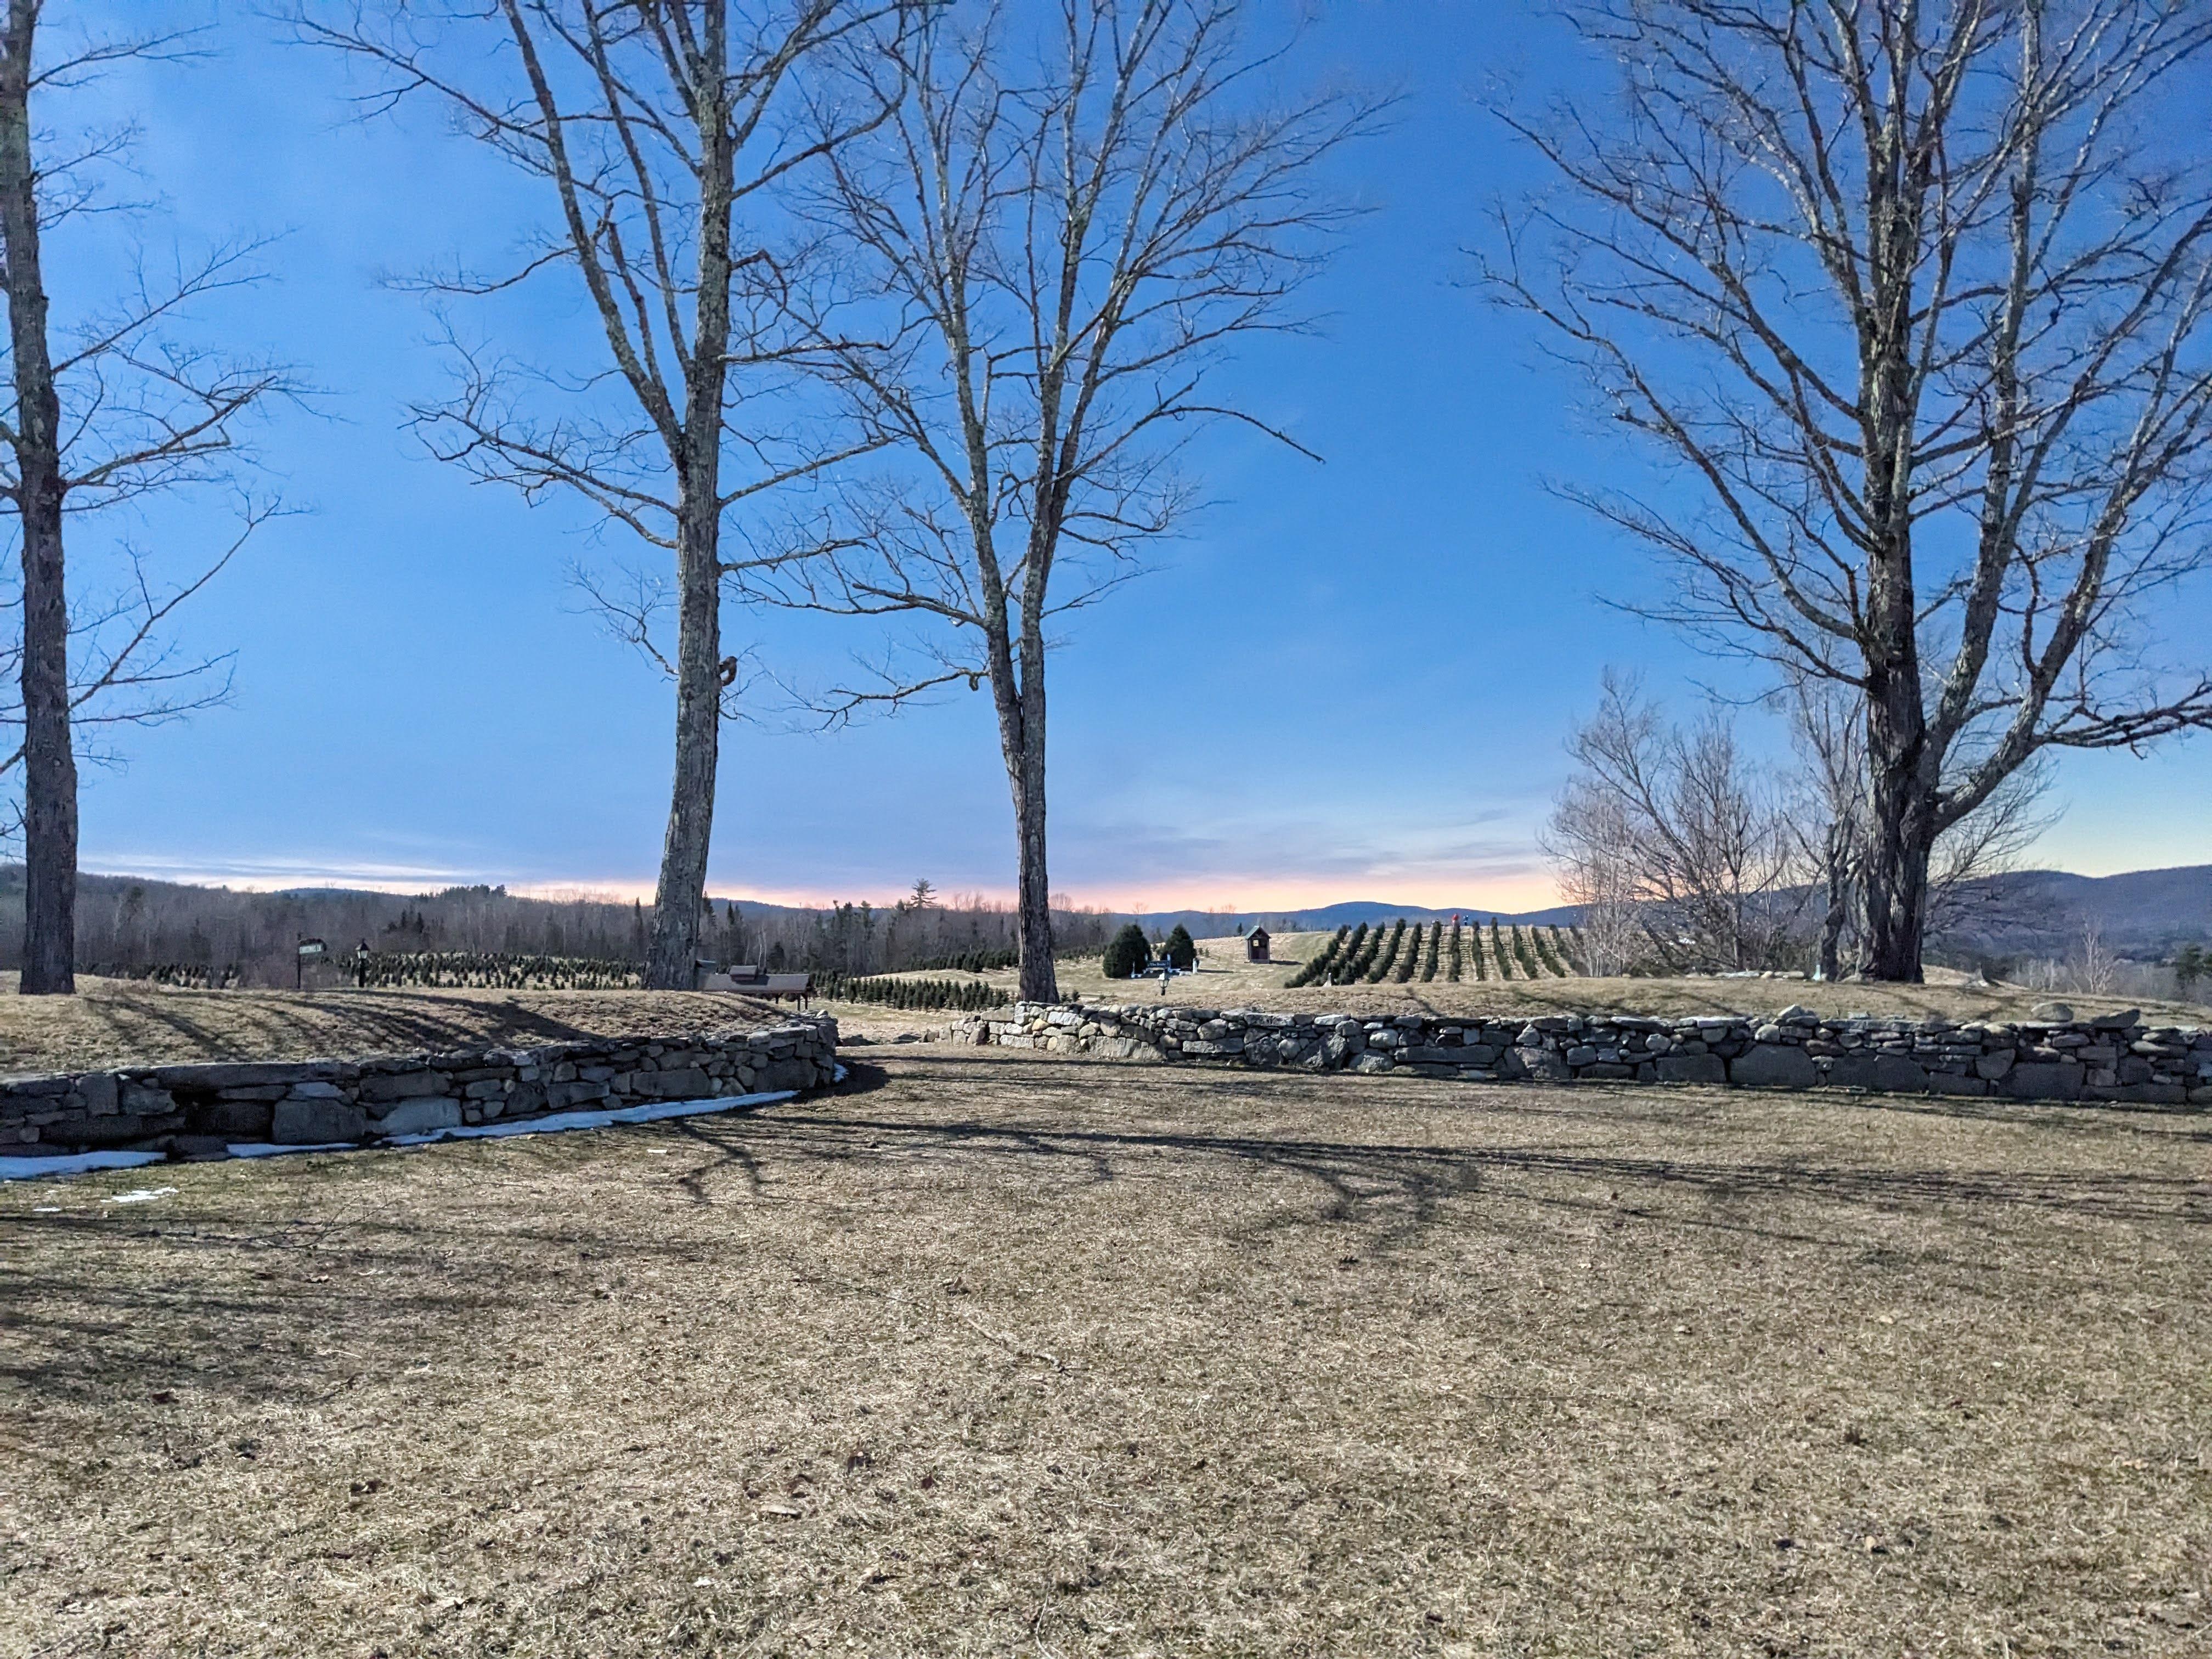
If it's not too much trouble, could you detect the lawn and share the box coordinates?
[6,963,2196,1086]
[0,975,803,1079]
[4,1048,2209,1655]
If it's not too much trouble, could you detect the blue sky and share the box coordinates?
[40,1,2212,912]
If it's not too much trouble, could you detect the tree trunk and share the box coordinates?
[1863,541,1934,982]
[1861,770,1935,984]
[1815,828,1851,983]
[989,633,1057,1005]
[645,503,721,990]
[643,20,731,994]
[1009,741,1056,1003]
[0,7,77,997]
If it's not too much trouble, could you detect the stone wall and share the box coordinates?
[953,1003,2212,1107]
[0,1018,839,1160]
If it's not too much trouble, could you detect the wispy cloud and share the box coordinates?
[80,800,1563,912]
[82,850,484,893]
[1045,808,1556,911]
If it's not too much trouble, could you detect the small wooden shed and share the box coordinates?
[1245,926,1271,963]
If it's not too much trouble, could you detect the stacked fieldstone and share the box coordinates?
[953,1003,2212,1107]
[0,1018,838,1159]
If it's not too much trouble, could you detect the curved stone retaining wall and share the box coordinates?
[0,1018,839,1160]
[955,1003,2212,1107]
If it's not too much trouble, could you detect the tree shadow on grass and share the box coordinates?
[5,1054,2204,1417]
[10,986,799,1074]
[857,1043,2212,1135]
[654,1052,2212,1261]
[741,1102,2211,1231]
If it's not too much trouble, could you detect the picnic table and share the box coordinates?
[696,963,814,1004]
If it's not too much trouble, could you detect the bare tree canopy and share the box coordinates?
[1483,0,2212,981]
[741,0,1378,1002]
[289,0,903,989]
[1547,672,1802,973]
[1550,668,2055,979]
[0,3,287,995]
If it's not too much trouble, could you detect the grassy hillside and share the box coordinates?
[0,977,798,1079]
[875,929,2204,1026]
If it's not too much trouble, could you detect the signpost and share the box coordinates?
[296,936,325,991]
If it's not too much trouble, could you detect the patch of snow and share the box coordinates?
[385,1090,796,1148]
[225,1141,359,1160]
[105,1186,178,1204]
[0,1149,165,1184]
[3,1092,803,1183]
[833,1063,849,1083]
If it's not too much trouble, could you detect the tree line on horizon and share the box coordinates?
[0,867,1124,990]
[4,1,2209,998]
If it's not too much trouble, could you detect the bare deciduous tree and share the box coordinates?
[1544,780,1642,975]
[1547,672,1802,972]
[742,0,1375,1002]
[2022,915,2120,994]
[0,4,285,995]
[292,0,902,989]
[1778,672,1867,981]
[1484,0,2212,982]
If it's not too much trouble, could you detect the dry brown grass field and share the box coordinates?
[5,1047,2210,1656]
[0,975,803,1079]
[3,949,2199,1083]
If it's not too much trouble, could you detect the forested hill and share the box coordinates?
[1166,868,2212,957]
[1933,865,2212,955]
[2,863,2199,985]
[0,868,1118,987]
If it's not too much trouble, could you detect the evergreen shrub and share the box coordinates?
[1104,924,1152,979]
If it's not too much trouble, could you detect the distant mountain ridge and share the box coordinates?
[10,861,2205,967]
[1159,866,2212,958]
[1933,864,2212,956]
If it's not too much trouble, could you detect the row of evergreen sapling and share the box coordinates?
[1393,922,1420,982]
[358,951,644,990]
[812,973,1009,1012]
[85,962,245,990]
[905,946,1020,973]
[1284,917,1592,990]
[1363,920,1404,981]
[1287,924,1352,987]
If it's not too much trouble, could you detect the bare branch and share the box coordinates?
[1485,0,2212,979]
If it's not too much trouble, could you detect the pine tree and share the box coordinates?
[1104,924,1151,979]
